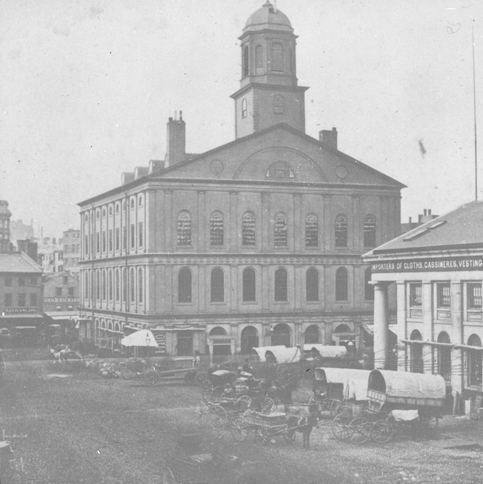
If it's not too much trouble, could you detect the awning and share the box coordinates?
[49,324,61,328]
[1,314,43,319]
[362,324,398,336]
[455,344,483,352]
[251,346,300,363]
[401,339,454,348]
[15,326,37,329]
[303,344,347,358]
[121,329,159,347]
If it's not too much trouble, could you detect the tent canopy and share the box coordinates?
[368,370,446,400]
[314,367,371,385]
[121,329,159,347]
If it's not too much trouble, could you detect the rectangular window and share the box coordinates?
[108,229,113,251]
[131,224,135,249]
[30,293,37,306]
[468,283,482,309]
[123,227,127,251]
[18,293,26,307]
[436,283,451,307]
[115,228,120,251]
[18,277,25,287]
[5,277,12,287]
[29,277,37,286]
[68,287,74,296]
[102,231,106,252]
[63,276,68,284]
[96,233,100,252]
[56,287,62,296]
[4,293,12,306]
[409,283,422,306]
[139,222,143,247]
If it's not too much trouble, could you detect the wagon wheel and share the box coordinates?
[195,401,210,428]
[254,428,269,446]
[261,397,274,414]
[230,416,249,442]
[349,417,372,445]
[201,383,214,402]
[330,399,342,417]
[161,466,176,484]
[184,371,196,385]
[210,405,228,431]
[209,386,225,403]
[332,413,354,440]
[371,419,395,444]
[235,395,252,412]
[195,373,209,388]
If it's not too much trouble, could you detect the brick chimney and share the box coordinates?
[319,127,338,150]
[166,111,186,167]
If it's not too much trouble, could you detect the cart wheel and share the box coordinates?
[332,413,354,441]
[254,428,269,446]
[235,395,252,412]
[209,386,224,403]
[349,417,372,445]
[283,430,296,443]
[330,399,342,417]
[196,401,210,428]
[210,405,228,430]
[184,371,196,385]
[162,466,176,484]
[230,416,249,442]
[261,398,274,414]
[371,419,395,444]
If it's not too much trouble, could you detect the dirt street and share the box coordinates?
[0,353,481,483]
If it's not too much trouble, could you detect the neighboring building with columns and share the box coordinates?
[78,2,403,359]
[364,201,483,401]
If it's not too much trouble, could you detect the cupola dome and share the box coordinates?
[244,1,293,33]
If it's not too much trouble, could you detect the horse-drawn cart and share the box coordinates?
[240,411,294,446]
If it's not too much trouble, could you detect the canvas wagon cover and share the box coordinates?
[303,345,348,358]
[369,370,446,400]
[251,346,300,363]
[314,367,371,385]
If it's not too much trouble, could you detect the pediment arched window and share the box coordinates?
[266,161,294,180]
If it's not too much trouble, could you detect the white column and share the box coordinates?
[373,282,389,369]
[422,282,433,374]
[396,281,407,371]
[451,281,463,395]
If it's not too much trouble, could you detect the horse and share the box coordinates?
[286,403,320,449]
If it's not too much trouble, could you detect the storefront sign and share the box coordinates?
[44,297,79,303]
[372,256,483,273]
[152,331,166,353]
[4,308,37,314]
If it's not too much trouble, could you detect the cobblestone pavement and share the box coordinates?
[0,352,482,483]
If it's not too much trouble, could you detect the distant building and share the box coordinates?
[0,252,44,344]
[62,229,80,274]
[0,201,12,254]
[364,201,483,406]
[17,240,38,262]
[43,272,80,313]
[401,209,438,234]
[38,237,64,273]
[10,219,35,245]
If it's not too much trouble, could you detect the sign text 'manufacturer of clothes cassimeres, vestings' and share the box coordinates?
[371,256,483,273]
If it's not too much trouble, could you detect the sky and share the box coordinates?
[1,0,482,238]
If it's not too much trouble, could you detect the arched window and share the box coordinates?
[115,203,120,214]
[289,47,293,72]
[102,207,106,217]
[273,95,284,114]
[365,268,374,301]
[108,206,113,216]
[255,45,263,68]
[115,268,120,301]
[138,267,143,303]
[272,323,291,347]
[306,267,319,302]
[211,268,224,303]
[335,267,348,301]
[122,267,126,303]
[178,267,192,303]
[266,161,294,179]
[437,332,451,383]
[241,98,247,118]
[243,45,249,77]
[210,211,224,246]
[108,270,112,300]
[467,334,482,387]
[363,215,376,248]
[84,272,89,300]
[85,213,89,222]
[305,214,318,247]
[335,215,348,247]
[138,195,143,207]
[242,267,256,302]
[130,268,135,303]
[241,326,259,354]
[305,325,320,344]
[242,211,256,246]
[271,42,284,72]
[177,211,191,246]
[210,327,227,336]
[274,213,287,247]
[410,330,423,374]
[275,267,288,302]
[130,198,135,209]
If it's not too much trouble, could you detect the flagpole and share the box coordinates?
[472,21,478,201]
